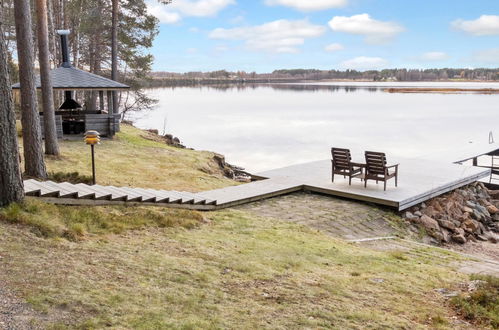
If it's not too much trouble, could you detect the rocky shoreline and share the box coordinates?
[403,182,499,245]
[140,127,252,182]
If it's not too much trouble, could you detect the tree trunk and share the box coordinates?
[0,22,25,206]
[35,0,60,156]
[13,0,47,178]
[111,0,119,114]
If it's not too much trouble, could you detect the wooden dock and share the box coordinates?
[24,157,489,211]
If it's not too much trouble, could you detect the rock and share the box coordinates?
[414,211,422,217]
[451,233,467,244]
[488,189,499,199]
[472,209,484,221]
[404,211,418,220]
[486,233,498,243]
[418,215,440,232]
[421,202,427,209]
[487,204,499,214]
[462,206,473,213]
[430,231,444,242]
[466,201,477,208]
[146,129,159,135]
[438,219,456,231]
[475,204,490,217]
[441,229,451,243]
[462,219,480,233]
[453,227,465,236]
[476,234,488,241]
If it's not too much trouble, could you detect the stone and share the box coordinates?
[487,204,499,214]
[414,211,422,217]
[430,231,444,242]
[472,210,484,221]
[404,211,417,220]
[488,189,499,199]
[476,234,488,241]
[451,233,467,244]
[441,229,451,243]
[418,215,440,232]
[421,202,427,209]
[462,206,473,213]
[438,219,456,231]
[453,227,465,236]
[475,204,490,217]
[486,233,498,243]
[466,201,477,208]
[462,219,480,233]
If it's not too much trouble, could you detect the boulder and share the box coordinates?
[452,233,467,244]
[462,219,480,233]
[418,215,440,232]
[438,219,456,231]
[486,204,499,215]
[404,211,418,220]
[488,189,499,199]
[462,206,473,213]
[414,211,423,217]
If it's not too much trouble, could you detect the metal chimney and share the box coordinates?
[57,30,71,68]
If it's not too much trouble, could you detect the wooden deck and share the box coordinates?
[251,158,489,210]
[24,157,489,211]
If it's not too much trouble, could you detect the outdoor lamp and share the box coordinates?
[84,130,101,145]
[84,130,100,184]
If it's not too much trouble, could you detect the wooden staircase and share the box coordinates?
[24,179,218,210]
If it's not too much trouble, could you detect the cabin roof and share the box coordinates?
[12,66,129,90]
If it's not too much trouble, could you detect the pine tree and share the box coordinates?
[0,23,24,206]
[13,0,47,178]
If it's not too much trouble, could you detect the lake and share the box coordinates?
[132,82,499,172]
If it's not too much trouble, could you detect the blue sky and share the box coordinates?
[146,0,499,72]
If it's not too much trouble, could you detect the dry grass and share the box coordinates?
[0,199,204,240]
[20,124,237,192]
[0,209,469,329]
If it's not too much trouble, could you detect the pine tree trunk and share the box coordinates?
[13,0,48,178]
[0,23,25,206]
[36,0,60,156]
[111,0,119,114]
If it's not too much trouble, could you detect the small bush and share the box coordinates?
[0,200,205,241]
[48,171,94,185]
[451,275,499,328]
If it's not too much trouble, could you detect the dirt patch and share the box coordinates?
[0,281,45,329]
[237,191,407,241]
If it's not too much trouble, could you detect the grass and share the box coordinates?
[451,275,499,328]
[0,199,204,240]
[3,122,486,328]
[0,208,469,329]
[20,124,237,192]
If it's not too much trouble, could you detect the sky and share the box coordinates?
[146,0,499,73]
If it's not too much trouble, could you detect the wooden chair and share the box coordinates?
[364,151,399,191]
[331,148,363,185]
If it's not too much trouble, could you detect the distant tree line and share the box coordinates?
[148,68,499,87]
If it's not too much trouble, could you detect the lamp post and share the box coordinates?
[84,130,100,185]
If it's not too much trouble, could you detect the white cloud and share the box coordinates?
[339,56,388,70]
[265,0,347,11]
[324,43,344,52]
[472,48,499,63]
[452,15,499,36]
[147,0,235,24]
[328,14,404,44]
[215,45,230,52]
[418,51,450,61]
[229,15,245,25]
[209,19,326,53]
